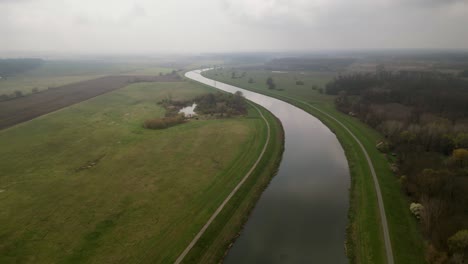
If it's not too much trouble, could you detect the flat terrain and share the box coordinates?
[0,74,179,130]
[0,80,283,263]
[204,68,426,264]
[0,60,174,96]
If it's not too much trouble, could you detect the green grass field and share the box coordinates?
[0,61,173,96]
[0,79,283,263]
[204,68,426,264]
[123,67,174,76]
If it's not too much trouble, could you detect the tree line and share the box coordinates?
[327,69,468,263]
[0,58,43,77]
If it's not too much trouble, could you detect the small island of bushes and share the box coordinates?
[144,91,247,130]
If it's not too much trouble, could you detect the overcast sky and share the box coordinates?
[1,0,468,55]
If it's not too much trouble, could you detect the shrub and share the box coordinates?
[448,230,468,257]
[144,114,185,130]
[266,77,275,89]
[14,90,23,97]
[410,203,424,219]
[426,244,448,264]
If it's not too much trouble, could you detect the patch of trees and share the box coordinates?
[194,91,247,117]
[0,58,43,76]
[327,70,468,262]
[231,71,247,79]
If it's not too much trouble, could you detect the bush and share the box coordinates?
[426,244,448,264]
[266,77,276,89]
[296,80,304,85]
[14,90,23,97]
[448,230,468,256]
[144,114,185,130]
[410,203,424,219]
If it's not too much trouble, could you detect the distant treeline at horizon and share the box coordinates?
[0,58,43,77]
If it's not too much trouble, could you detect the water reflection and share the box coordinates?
[179,103,197,117]
[186,70,350,264]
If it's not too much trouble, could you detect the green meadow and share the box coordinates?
[0,80,283,263]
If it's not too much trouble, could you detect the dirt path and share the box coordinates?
[174,102,271,264]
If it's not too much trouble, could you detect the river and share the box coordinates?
[186,70,350,263]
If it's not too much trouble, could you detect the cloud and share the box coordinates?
[406,0,467,7]
[220,0,336,27]
[0,0,467,54]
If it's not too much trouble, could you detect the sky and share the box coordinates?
[1,0,468,55]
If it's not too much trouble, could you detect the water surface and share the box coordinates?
[179,103,197,116]
[186,70,350,263]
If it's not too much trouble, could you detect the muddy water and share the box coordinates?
[186,70,349,263]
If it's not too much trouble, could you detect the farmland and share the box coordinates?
[0,74,180,130]
[0,60,174,96]
[0,79,283,263]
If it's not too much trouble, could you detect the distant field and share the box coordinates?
[0,74,180,130]
[0,61,173,96]
[211,68,334,102]
[124,67,174,75]
[204,68,426,264]
[0,80,282,263]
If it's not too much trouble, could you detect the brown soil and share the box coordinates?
[0,74,180,130]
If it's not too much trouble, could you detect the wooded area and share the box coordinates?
[194,91,247,117]
[327,70,468,262]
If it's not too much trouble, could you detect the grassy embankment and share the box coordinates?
[203,68,426,264]
[0,79,283,263]
[0,60,173,96]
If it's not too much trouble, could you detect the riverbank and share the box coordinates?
[188,70,350,263]
[202,69,426,264]
[177,89,285,263]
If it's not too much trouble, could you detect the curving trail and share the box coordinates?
[174,101,271,264]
